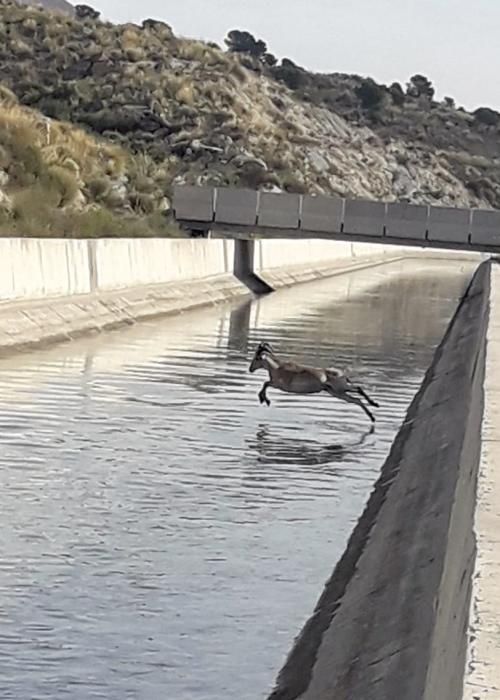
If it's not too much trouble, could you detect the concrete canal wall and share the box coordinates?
[267,260,490,700]
[0,237,405,353]
[463,262,500,700]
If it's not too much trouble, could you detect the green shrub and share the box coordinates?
[224,30,267,58]
[0,84,18,106]
[133,174,156,193]
[355,79,385,110]
[0,144,11,169]
[87,176,111,199]
[5,139,44,186]
[407,74,435,100]
[389,82,405,106]
[41,165,80,206]
[473,107,500,127]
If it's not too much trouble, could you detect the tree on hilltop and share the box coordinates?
[473,107,500,127]
[389,82,405,106]
[406,74,435,100]
[355,79,385,110]
[272,58,306,90]
[225,30,267,58]
[75,4,100,20]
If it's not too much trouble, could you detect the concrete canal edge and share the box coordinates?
[0,237,407,356]
[463,261,500,700]
[267,260,490,700]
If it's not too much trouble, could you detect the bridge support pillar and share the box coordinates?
[233,239,274,295]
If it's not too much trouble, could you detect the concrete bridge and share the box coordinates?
[173,185,500,254]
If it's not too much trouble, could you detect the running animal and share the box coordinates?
[248,342,379,423]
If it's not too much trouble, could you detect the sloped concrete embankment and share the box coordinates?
[268,261,490,700]
[0,238,402,354]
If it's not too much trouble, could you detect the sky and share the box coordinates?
[94,0,498,112]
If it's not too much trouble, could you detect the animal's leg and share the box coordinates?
[355,386,379,408]
[344,394,375,422]
[258,381,272,407]
[326,388,376,423]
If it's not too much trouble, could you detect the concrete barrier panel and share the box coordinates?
[470,209,500,246]
[343,199,386,237]
[386,202,429,240]
[0,239,90,301]
[214,188,258,226]
[258,192,301,229]
[301,195,343,233]
[0,234,406,356]
[256,240,353,271]
[95,239,230,291]
[428,206,471,244]
[173,185,214,222]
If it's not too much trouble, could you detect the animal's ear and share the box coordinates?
[259,341,274,354]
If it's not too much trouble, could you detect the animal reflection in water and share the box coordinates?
[249,342,379,423]
[248,424,375,468]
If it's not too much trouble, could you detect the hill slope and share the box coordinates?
[0,0,499,232]
[0,84,174,236]
[16,0,74,15]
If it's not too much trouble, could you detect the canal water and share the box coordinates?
[0,258,475,700]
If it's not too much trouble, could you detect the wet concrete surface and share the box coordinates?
[0,258,477,699]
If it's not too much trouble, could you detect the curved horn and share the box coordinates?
[258,341,274,354]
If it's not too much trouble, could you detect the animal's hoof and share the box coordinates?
[259,392,270,406]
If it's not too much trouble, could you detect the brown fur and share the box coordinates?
[248,342,379,423]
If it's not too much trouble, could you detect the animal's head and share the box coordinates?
[249,341,275,373]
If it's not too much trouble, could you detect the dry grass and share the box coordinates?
[228,59,248,83]
[0,94,127,178]
[0,202,182,238]
[0,83,17,107]
[121,26,142,49]
[176,40,211,63]
[0,91,176,237]
[175,83,195,106]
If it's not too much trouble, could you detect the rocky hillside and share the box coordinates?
[16,0,74,15]
[0,0,499,238]
[0,84,174,236]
